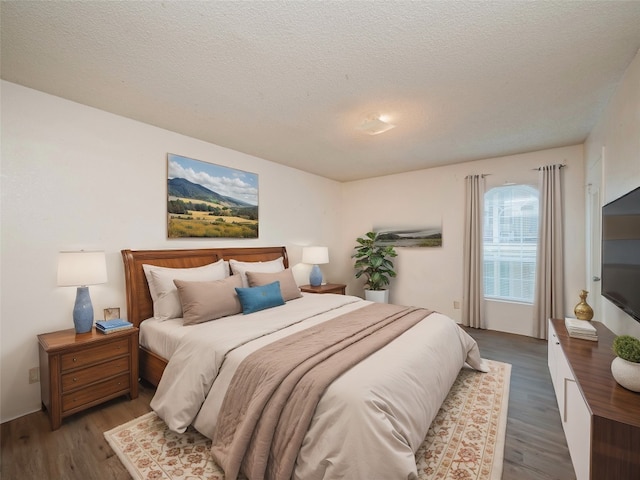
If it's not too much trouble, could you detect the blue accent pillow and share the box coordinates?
[235,281,285,314]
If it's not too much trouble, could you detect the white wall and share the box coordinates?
[585,49,640,337]
[0,81,343,423]
[339,145,586,337]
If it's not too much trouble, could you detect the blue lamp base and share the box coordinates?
[309,264,323,287]
[73,286,94,333]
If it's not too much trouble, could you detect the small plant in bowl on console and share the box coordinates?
[611,335,640,392]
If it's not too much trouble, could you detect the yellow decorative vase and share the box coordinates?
[574,289,594,321]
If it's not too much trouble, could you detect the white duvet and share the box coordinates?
[150,294,487,480]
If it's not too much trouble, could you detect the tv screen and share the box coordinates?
[601,185,640,324]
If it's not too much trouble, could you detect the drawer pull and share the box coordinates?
[73,377,78,382]
[73,358,77,362]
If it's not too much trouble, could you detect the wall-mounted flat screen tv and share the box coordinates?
[601,185,640,324]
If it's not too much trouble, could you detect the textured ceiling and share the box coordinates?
[2,1,640,182]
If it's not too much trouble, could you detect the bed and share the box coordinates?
[121,246,486,480]
[122,246,289,386]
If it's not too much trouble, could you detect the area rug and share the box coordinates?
[104,359,510,480]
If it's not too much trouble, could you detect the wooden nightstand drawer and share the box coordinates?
[300,283,346,295]
[62,373,130,413]
[61,337,129,371]
[38,327,139,430]
[61,356,129,392]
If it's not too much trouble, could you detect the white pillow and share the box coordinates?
[142,259,228,320]
[229,257,285,287]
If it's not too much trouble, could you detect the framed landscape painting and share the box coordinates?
[167,153,259,238]
[374,226,442,247]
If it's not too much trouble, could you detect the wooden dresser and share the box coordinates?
[38,327,139,430]
[548,318,640,480]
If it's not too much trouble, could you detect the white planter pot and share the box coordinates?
[611,356,640,392]
[365,289,389,303]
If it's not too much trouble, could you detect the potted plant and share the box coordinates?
[611,335,640,392]
[353,231,397,303]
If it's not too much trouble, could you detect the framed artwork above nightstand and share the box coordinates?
[299,283,346,295]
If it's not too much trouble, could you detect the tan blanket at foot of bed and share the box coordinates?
[211,303,432,480]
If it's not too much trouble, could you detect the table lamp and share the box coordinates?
[57,251,108,333]
[302,246,329,287]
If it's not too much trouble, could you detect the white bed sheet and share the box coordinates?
[139,316,190,360]
[139,292,325,361]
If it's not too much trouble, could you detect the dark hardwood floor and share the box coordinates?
[463,327,576,480]
[1,329,576,480]
[1,385,154,480]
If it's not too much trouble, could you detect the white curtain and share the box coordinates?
[462,175,485,329]
[533,164,565,339]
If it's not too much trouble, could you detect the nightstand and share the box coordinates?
[38,327,139,430]
[300,283,346,295]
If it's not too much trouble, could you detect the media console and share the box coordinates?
[548,318,640,480]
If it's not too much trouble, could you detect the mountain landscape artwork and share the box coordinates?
[167,153,258,238]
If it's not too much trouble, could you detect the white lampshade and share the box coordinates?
[302,246,329,265]
[57,251,108,287]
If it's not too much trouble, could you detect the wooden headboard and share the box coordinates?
[121,246,289,328]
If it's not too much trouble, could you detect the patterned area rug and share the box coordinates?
[105,359,510,480]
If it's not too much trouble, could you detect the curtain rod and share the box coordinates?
[532,164,567,171]
[464,174,491,179]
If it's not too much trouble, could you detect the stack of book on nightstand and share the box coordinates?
[565,317,598,341]
[96,319,133,334]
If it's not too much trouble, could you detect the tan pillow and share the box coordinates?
[173,275,242,325]
[143,259,229,320]
[246,268,302,301]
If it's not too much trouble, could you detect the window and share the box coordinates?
[483,184,538,303]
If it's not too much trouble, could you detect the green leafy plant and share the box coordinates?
[352,231,397,291]
[612,335,640,363]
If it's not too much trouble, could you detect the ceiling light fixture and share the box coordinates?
[357,114,396,136]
